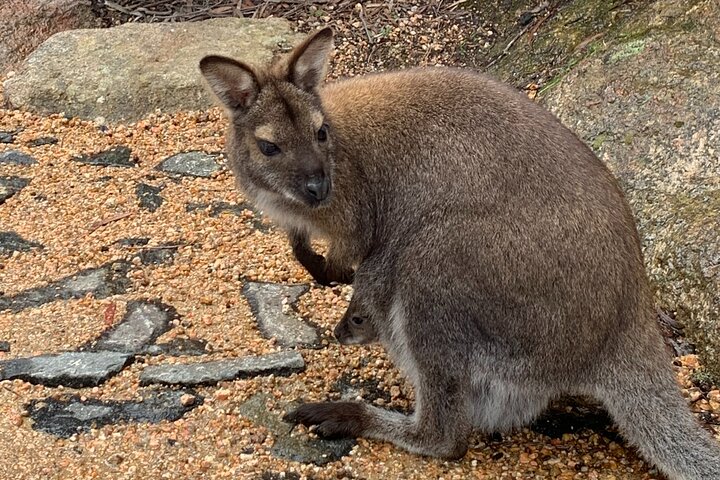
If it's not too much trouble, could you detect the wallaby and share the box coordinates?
[200,28,720,479]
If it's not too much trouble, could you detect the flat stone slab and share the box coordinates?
[0,231,42,256]
[26,136,58,147]
[110,238,178,265]
[73,146,134,167]
[115,237,149,247]
[242,282,318,348]
[0,341,9,352]
[238,393,354,466]
[156,151,222,178]
[0,351,131,387]
[0,176,30,204]
[0,261,130,313]
[3,17,301,121]
[136,182,164,211]
[0,131,15,143]
[137,245,178,266]
[91,300,176,354]
[0,150,37,165]
[139,350,305,386]
[27,389,202,438]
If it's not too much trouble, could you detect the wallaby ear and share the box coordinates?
[288,27,334,92]
[199,55,259,111]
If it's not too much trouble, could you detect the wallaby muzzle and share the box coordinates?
[305,174,331,203]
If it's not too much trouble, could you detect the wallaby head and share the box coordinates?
[199,28,335,209]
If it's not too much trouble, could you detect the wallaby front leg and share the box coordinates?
[284,376,471,459]
[289,232,354,286]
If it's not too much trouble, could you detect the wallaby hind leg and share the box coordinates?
[284,373,472,459]
[594,363,720,480]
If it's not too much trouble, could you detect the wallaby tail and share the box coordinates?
[596,363,720,480]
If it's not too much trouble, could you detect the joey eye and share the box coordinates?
[317,123,329,143]
[350,316,365,326]
[257,140,281,156]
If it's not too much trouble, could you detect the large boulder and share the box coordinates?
[0,0,101,75]
[3,17,301,121]
[542,0,720,377]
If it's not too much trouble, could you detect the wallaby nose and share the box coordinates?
[305,175,330,201]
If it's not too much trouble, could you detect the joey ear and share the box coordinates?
[288,27,334,92]
[199,55,259,111]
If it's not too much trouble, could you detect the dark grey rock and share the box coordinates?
[0,341,9,352]
[27,389,202,438]
[0,150,37,165]
[73,146,134,168]
[91,300,176,354]
[111,238,177,265]
[187,201,269,232]
[156,151,222,178]
[136,183,164,212]
[0,351,131,387]
[115,237,149,247]
[0,261,131,313]
[2,18,300,121]
[238,393,354,466]
[0,131,14,143]
[0,176,30,204]
[139,350,304,386]
[137,245,178,266]
[0,231,42,256]
[26,136,58,147]
[333,373,394,408]
[242,282,318,348]
[261,472,301,480]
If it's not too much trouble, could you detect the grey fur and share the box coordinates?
[200,28,720,479]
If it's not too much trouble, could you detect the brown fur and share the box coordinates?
[201,29,720,479]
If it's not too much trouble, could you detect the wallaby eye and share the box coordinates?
[257,140,281,157]
[350,316,364,326]
[317,123,329,143]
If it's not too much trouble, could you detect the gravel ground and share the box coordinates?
[2,2,719,479]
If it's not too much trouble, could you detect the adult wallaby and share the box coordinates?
[200,28,720,479]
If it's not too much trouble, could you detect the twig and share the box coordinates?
[485,23,531,69]
[125,244,186,250]
[358,5,374,46]
[1,385,21,397]
[527,3,558,47]
[88,211,132,233]
[657,307,682,331]
[573,32,604,54]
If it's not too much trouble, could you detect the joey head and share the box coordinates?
[201,28,720,480]
[334,289,379,346]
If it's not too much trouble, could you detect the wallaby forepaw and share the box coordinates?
[283,402,365,438]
